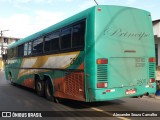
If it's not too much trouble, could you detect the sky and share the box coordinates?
[0,0,159,38]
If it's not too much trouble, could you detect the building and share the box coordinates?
[0,36,20,70]
[153,19,160,66]
[152,19,160,81]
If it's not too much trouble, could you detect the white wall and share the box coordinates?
[155,37,160,66]
[153,21,160,66]
[153,22,160,37]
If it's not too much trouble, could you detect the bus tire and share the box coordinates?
[45,78,54,101]
[35,77,45,97]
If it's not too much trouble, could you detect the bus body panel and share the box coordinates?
[5,51,86,101]
[84,8,96,102]
[93,85,156,101]
[95,6,154,58]
[87,6,156,101]
[109,57,148,88]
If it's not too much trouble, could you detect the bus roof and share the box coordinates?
[8,5,148,49]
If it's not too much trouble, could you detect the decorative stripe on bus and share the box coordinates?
[17,51,83,79]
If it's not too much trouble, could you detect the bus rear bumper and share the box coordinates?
[87,84,156,102]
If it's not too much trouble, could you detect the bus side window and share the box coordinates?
[11,48,14,58]
[32,38,43,54]
[28,42,32,55]
[44,31,60,52]
[24,43,28,56]
[7,49,11,59]
[14,47,18,58]
[18,44,24,57]
[72,21,85,49]
[61,27,72,50]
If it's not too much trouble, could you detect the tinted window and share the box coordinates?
[7,45,26,58]
[9,48,14,58]
[13,47,18,58]
[61,28,71,49]
[72,21,85,48]
[44,32,59,52]
[7,49,13,58]
[18,45,24,57]
[33,38,43,54]
[24,43,28,56]
[28,42,32,55]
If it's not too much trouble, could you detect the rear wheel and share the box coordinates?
[45,78,54,101]
[35,77,44,97]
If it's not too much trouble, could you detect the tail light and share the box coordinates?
[98,8,101,12]
[149,78,155,83]
[97,82,108,88]
[97,58,108,64]
[149,58,155,62]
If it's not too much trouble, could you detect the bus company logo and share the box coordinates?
[2,112,11,117]
[104,26,150,40]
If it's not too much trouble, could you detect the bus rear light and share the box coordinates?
[149,78,155,83]
[97,82,108,88]
[106,90,111,92]
[98,8,101,12]
[97,58,108,64]
[106,89,115,92]
[149,58,155,62]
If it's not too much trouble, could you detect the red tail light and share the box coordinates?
[98,8,101,12]
[149,58,155,62]
[97,82,108,88]
[97,58,108,64]
[150,78,155,83]
[106,90,111,92]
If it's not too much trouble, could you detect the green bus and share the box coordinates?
[4,5,156,102]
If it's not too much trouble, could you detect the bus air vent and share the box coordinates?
[64,72,84,99]
[97,64,108,82]
[149,63,155,79]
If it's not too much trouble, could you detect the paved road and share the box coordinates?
[0,71,160,120]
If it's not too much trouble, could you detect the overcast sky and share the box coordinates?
[0,0,159,38]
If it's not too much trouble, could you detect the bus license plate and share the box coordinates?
[126,89,136,95]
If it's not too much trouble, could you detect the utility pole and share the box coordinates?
[0,30,9,71]
[0,29,9,59]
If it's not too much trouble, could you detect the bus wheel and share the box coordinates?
[45,78,54,101]
[35,78,44,97]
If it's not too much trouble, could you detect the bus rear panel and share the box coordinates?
[85,6,156,102]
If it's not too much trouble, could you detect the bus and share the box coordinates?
[3,5,156,102]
